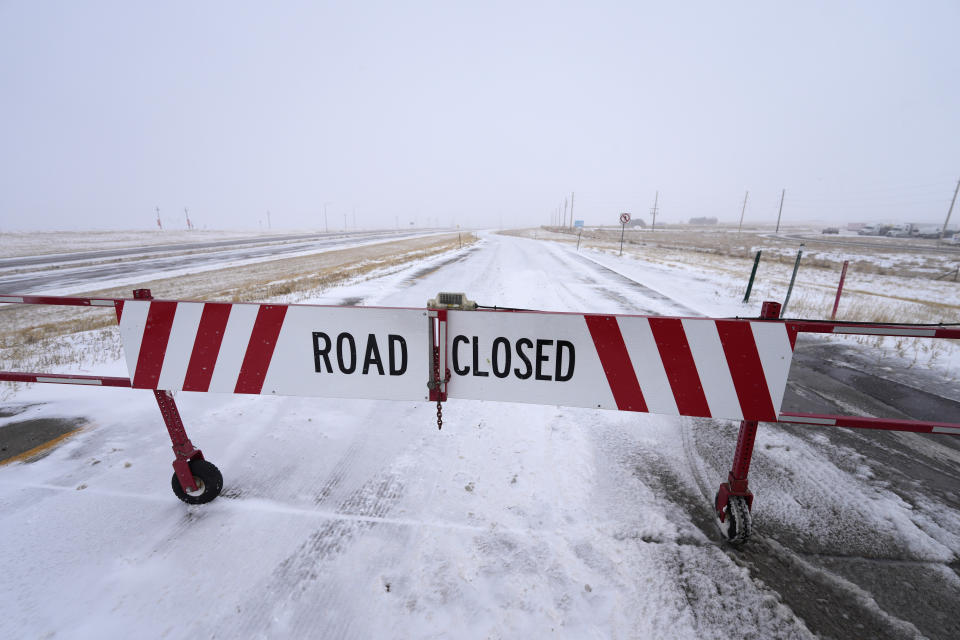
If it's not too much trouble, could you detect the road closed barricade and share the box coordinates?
[1,289,958,546]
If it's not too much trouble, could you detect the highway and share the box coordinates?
[1,232,958,638]
[0,229,437,295]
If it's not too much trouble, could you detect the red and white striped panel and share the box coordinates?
[445,310,795,422]
[118,300,429,401]
[118,300,794,421]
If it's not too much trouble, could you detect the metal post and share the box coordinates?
[743,250,762,303]
[781,246,803,317]
[728,419,759,496]
[155,389,203,492]
[830,260,849,320]
[577,229,582,251]
[620,222,626,256]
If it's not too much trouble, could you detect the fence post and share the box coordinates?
[781,246,803,317]
[577,229,582,251]
[743,250,762,303]
[830,260,849,320]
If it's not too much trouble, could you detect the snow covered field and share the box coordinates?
[0,229,276,258]
[526,226,960,382]
[2,231,959,638]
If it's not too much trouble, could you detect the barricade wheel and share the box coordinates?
[171,459,223,505]
[724,496,752,546]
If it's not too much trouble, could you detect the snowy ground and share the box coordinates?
[0,229,446,297]
[2,232,959,638]
[0,229,283,258]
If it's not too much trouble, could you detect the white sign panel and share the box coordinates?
[444,310,617,410]
[119,301,429,401]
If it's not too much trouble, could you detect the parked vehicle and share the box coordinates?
[857,224,881,236]
[821,227,839,234]
[912,224,943,239]
[886,224,911,237]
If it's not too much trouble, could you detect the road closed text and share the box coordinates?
[452,335,575,381]
[312,332,408,375]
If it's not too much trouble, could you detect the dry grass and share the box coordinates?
[536,225,960,279]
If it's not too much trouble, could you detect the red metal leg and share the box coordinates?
[715,300,781,521]
[134,288,206,494]
[715,419,758,521]
[154,389,204,492]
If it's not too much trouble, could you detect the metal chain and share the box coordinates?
[432,346,443,430]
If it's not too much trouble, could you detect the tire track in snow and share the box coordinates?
[219,468,408,638]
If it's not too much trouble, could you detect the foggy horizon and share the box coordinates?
[2,2,958,232]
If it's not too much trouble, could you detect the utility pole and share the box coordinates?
[344,212,348,230]
[939,177,960,245]
[184,207,192,230]
[266,210,271,230]
[738,190,749,233]
[563,198,568,228]
[324,202,330,232]
[650,190,659,232]
[155,206,162,230]
[569,192,575,228]
[775,188,786,234]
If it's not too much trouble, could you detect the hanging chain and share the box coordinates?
[432,346,443,430]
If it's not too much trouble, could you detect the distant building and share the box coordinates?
[688,217,718,225]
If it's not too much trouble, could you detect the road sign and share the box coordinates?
[119,300,428,401]
[619,213,631,225]
[574,220,584,228]
[444,309,792,422]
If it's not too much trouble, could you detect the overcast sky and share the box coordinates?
[1,1,958,231]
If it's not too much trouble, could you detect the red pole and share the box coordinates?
[133,288,204,492]
[830,260,849,320]
[715,300,781,521]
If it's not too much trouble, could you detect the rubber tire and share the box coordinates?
[725,496,753,546]
[171,459,223,505]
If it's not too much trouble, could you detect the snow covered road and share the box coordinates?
[2,232,959,639]
[0,229,437,296]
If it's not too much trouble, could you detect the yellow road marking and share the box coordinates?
[0,428,82,466]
